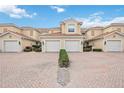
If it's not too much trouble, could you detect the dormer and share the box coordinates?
[60,18,82,35]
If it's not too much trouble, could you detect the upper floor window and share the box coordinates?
[30,31,33,36]
[91,30,95,36]
[68,24,76,32]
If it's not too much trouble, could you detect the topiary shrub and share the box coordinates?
[33,48,42,52]
[23,46,32,52]
[93,48,102,52]
[32,41,42,52]
[58,49,69,68]
[83,46,92,52]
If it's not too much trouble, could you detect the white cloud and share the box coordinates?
[90,11,104,16]
[115,8,123,12]
[0,5,37,19]
[76,11,124,28]
[50,6,65,13]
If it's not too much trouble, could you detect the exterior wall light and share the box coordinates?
[104,41,106,45]
[19,41,21,45]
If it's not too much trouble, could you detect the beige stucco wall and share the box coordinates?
[48,30,60,34]
[86,29,103,39]
[22,29,40,40]
[0,26,22,34]
[60,23,65,34]
[61,21,81,35]
[21,39,35,49]
[89,39,103,50]
[103,33,124,52]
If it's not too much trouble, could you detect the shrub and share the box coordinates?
[83,46,92,52]
[93,48,102,52]
[23,46,32,52]
[32,41,42,52]
[33,48,42,52]
[58,49,69,68]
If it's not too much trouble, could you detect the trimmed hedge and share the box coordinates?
[23,46,32,52]
[83,46,92,52]
[33,48,42,52]
[58,49,69,68]
[32,41,42,52]
[93,48,102,52]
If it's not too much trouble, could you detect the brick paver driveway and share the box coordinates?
[0,52,124,88]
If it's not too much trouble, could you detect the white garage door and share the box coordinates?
[46,40,60,52]
[65,40,80,52]
[106,40,122,51]
[4,40,21,52]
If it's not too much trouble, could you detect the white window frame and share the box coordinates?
[68,24,76,32]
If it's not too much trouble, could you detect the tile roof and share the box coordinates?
[37,28,49,33]
[49,27,60,31]
[104,23,124,29]
[0,23,22,30]
[86,26,104,32]
[21,27,41,33]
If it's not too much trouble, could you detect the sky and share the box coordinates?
[0,5,124,28]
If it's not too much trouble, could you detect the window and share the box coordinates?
[91,30,94,36]
[30,31,33,36]
[68,24,75,32]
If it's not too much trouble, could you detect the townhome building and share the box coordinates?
[0,19,124,53]
[85,23,124,52]
[0,24,40,52]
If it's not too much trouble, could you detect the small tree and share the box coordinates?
[58,49,69,68]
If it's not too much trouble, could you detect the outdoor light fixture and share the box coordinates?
[104,41,106,45]
[19,41,21,45]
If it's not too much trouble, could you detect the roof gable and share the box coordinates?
[62,18,82,24]
[104,31,124,38]
[0,31,37,41]
[88,30,124,41]
[0,31,21,38]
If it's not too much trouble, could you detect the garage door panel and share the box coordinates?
[4,40,20,52]
[46,40,60,52]
[65,40,80,52]
[106,40,121,51]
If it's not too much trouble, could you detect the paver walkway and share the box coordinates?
[0,52,124,88]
